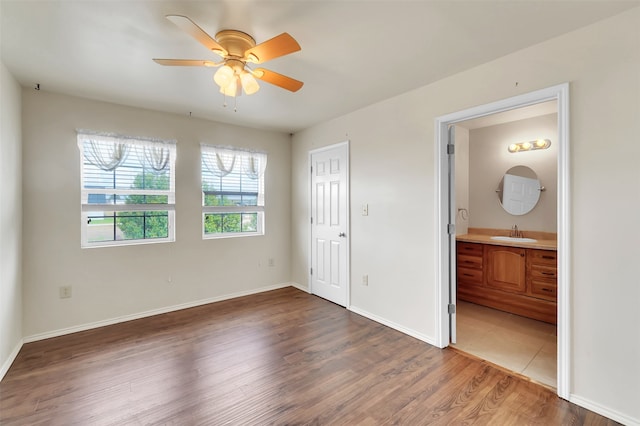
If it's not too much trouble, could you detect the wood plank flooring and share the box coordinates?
[0,287,618,425]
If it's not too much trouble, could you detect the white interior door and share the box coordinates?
[310,142,349,307]
[448,126,457,343]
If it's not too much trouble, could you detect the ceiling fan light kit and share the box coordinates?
[153,15,303,108]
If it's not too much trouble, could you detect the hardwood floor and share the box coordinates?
[0,287,618,425]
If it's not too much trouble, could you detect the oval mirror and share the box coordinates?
[496,165,542,215]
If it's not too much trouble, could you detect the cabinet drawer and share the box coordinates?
[528,249,557,265]
[458,267,483,285]
[530,264,557,280]
[458,254,482,269]
[530,279,557,300]
[457,242,483,256]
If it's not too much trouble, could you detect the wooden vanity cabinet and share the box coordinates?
[456,241,557,324]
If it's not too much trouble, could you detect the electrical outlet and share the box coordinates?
[59,286,72,299]
[362,275,368,286]
[268,258,275,267]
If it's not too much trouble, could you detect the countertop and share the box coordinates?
[456,228,557,251]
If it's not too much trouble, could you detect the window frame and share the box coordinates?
[77,131,177,248]
[201,144,267,239]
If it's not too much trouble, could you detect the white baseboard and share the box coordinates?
[290,281,310,293]
[23,282,293,344]
[11,285,638,425]
[1,339,24,381]
[569,394,639,426]
[348,307,638,424]
[348,305,438,347]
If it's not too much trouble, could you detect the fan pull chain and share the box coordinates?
[220,93,238,112]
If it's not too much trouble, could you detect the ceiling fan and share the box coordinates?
[153,15,303,98]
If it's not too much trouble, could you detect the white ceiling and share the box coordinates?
[1,1,637,134]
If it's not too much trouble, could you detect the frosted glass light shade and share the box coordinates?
[220,77,239,97]
[240,71,260,95]
[214,65,234,88]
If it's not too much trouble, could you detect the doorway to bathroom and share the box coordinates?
[452,100,558,389]
[434,84,570,399]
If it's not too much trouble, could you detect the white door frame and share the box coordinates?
[434,83,570,399]
[308,141,351,308]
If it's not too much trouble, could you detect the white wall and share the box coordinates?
[468,114,558,232]
[291,7,640,424]
[21,90,292,338]
[0,62,23,378]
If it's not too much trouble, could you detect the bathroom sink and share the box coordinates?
[490,236,537,243]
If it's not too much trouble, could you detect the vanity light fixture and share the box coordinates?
[508,138,551,153]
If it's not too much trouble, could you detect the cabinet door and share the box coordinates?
[485,245,526,293]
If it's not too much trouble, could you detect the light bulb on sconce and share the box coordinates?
[535,139,548,148]
[508,138,551,153]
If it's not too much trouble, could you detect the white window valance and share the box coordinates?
[77,130,176,173]
[201,144,267,179]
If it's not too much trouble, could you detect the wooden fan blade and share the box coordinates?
[166,15,227,56]
[153,59,221,67]
[244,33,300,64]
[254,68,303,92]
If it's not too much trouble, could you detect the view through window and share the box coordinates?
[201,145,267,238]
[78,131,176,247]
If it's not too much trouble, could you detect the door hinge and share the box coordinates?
[311,217,313,224]
[447,223,455,235]
[311,166,313,174]
[310,268,313,275]
[448,304,456,314]
[447,144,455,155]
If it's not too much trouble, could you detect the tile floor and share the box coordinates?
[452,300,557,388]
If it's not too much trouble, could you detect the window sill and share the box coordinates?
[202,232,264,240]
[82,237,175,249]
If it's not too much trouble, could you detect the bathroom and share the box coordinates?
[452,100,558,388]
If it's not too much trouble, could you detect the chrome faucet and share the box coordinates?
[510,225,522,238]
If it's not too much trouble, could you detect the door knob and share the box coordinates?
[338,232,346,237]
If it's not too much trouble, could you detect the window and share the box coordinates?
[77,130,177,248]
[201,144,267,238]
